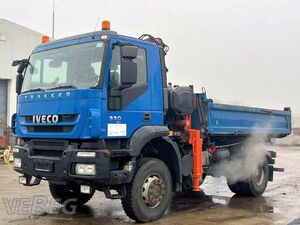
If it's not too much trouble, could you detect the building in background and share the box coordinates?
[0,18,43,129]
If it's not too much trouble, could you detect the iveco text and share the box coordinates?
[32,115,59,123]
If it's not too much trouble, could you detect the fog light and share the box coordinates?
[13,147,19,153]
[75,164,96,175]
[14,158,21,168]
[19,176,27,184]
[77,152,96,157]
[124,161,134,172]
[80,185,91,194]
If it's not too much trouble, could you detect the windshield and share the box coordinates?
[21,41,105,93]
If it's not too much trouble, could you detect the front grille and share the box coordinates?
[29,139,67,158]
[30,139,67,150]
[26,125,73,133]
[24,114,77,123]
[32,140,66,148]
[32,149,63,158]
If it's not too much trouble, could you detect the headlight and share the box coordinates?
[14,158,21,168]
[80,185,91,194]
[13,147,19,153]
[19,176,27,184]
[75,164,96,175]
[77,152,96,157]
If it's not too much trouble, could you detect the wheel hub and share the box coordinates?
[142,174,165,208]
[254,166,264,186]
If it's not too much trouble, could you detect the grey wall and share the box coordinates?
[0,19,43,125]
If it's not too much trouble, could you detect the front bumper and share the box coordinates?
[13,145,135,186]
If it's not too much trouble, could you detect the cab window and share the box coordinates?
[108,45,148,111]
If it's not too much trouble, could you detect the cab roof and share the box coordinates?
[34,30,118,50]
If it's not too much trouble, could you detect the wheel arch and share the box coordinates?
[128,125,169,156]
[128,126,182,192]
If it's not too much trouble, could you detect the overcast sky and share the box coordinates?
[1,0,300,124]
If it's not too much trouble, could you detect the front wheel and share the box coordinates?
[227,159,269,196]
[121,158,172,223]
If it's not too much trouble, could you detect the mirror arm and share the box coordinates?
[114,41,134,47]
[12,59,29,74]
[110,87,122,97]
[119,84,132,89]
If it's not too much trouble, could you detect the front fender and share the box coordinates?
[128,125,169,156]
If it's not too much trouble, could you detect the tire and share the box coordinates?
[121,157,172,222]
[227,159,269,197]
[49,183,95,206]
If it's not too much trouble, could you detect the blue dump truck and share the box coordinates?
[12,21,291,222]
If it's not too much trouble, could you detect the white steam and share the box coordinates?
[212,142,267,184]
[211,121,277,184]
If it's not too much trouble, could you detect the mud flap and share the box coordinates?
[268,165,274,181]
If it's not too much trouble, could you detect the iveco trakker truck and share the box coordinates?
[12,21,291,222]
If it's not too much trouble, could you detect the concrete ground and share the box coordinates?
[0,145,300,225]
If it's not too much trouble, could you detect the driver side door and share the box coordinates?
[102,39,155,138]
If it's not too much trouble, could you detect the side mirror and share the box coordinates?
[121,46,138,86]
[16,74,23,94]
[121,46,138,59]
[12,59,28,94]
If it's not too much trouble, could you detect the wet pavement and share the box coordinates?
[0,144,299,225]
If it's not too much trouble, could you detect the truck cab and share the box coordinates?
[12,23,175,222]
[13,30,167,140]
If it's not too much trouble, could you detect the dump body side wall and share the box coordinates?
[192,94,291,137]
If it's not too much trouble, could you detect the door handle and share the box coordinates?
[143,113,152,122]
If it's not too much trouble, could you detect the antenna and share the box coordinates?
[94,17,101,31]
[52,0,55,39]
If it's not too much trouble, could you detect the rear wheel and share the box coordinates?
[227,159,269,196]
[121,158,172,222]
[49,183,95,206]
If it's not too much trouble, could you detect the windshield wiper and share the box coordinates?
[21,88,46,94]
[46,85,77,91]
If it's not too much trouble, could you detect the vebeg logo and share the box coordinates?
[2,196,77,222]
[33,115,59,123]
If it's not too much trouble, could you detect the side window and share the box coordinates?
[108,46,121,110]
[108,45,148,111]
[109,46,121,89]
[133,48,147,84]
